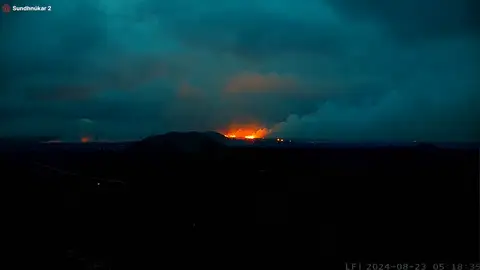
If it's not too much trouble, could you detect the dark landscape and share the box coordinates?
[1,132,478,268]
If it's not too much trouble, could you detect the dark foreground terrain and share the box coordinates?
[1,133,479,268]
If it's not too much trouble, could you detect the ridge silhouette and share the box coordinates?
[1,133,478,268]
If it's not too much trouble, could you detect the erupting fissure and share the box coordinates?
[222,126,270,140]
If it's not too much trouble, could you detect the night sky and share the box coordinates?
[1,0,479,142]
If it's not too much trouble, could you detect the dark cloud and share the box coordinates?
[0,0,478,142]
[324,0,480,43]
[169,9,347,60]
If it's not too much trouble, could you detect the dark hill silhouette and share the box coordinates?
[127,131,227,155]
[202,131,230,142]
[2,136,478,268]
[415,142,438,150]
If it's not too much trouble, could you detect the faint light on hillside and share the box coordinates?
[45,140,62,143]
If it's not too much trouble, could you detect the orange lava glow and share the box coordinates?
[222,125,270,140]
[81,136,91,143]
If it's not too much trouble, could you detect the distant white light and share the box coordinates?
[97,182,100,186]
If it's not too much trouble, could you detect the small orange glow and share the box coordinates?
[276,138,284,142]
[222,125,270,140]
[81,136,91,143]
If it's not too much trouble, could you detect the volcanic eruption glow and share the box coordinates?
[222,126,270,140]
